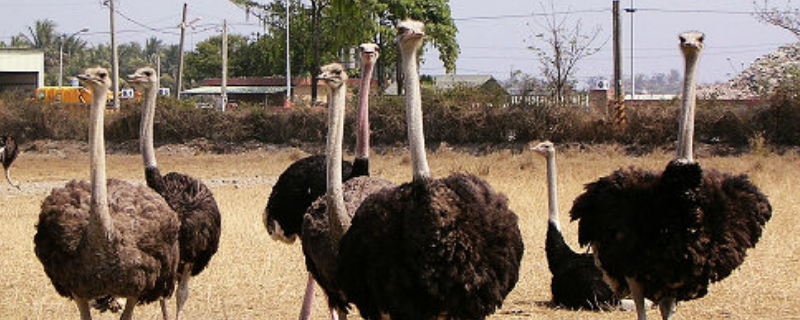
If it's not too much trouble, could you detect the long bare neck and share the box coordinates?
[89,87,113,236]
[326,83,348,243]
[140,84,158,169]
[355,60,374,160]
[676,52,700,162]
[545,151,561,231]
[402,45,430,181]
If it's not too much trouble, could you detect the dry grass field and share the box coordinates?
[0,144,797,320]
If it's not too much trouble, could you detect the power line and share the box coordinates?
[454,8,609,21]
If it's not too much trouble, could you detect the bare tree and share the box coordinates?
[527,4,604,106]
[754,0,800,38]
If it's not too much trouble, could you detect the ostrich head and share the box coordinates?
[679,31,704,58]
[77,67,112,93]
[396,19,425,52]
[531,141,555,158]
[127,67,158,91]
[318,63,348,89]
[359,43,380,65]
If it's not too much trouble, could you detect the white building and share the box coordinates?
[0,48,45,92]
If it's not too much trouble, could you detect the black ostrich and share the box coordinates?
[1,135,20,189]
[264,43,379,245]
[531,141,617,310]
[265,43,381,320]
[34,67,180,320]
[129,67,222,320]
[569,32,772,320]
[301,62,395,320]
[337,20,524,320]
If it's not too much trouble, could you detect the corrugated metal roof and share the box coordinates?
[182,86,287,95]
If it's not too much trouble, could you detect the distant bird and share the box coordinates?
[570,31,772,320]
[338,20,524,320]
[34,67,180,320]
[300,63,395,320]
[264,43,381,320]
[129,67,222,320]
[531,141,617,310]
[0,135,20,189]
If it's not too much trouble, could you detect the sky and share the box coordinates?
[2,0,798,87]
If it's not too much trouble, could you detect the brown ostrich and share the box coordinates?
[337,20,524,320]
[570,32,772,320]
[264,44,381,320]
[0,135,20,189]
[128,67,222,320]
[33,67,180,320]
[300,63,395,320]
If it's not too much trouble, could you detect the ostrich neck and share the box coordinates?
[402,44,431,180]
[326,82,348,243]
[545,152,561,231]
[355,60,374,160]
[677,52,700,162]
[140,84,158,169]
[89,87,113,238]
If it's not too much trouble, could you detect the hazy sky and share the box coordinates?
[3,0,797,86]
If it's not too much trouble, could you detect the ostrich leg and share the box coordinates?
[75,297,92,320]
[175,264,193,320]
[627,277,648,320]
[160,299,170,320]
[298,273,315,320]
[119,297,139,320]
[659,297,677,320]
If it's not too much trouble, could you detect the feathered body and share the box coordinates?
[146,167,221,276]
[339,173,524,320]
[34,179,180,303]
[301,176,395,311]
[570,160,772,302]
[265,154,366,242]
[546,222,617,309]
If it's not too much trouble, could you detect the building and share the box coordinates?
[384,74,507,95]
[186,76,377,107]
[0,48,45,92]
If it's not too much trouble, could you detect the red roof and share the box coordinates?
[202,77,378,88]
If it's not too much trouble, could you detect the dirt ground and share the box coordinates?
[0,144,797,320]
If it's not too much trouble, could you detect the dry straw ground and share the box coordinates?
[0,145,797,320]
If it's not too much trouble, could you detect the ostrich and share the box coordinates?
[264,43,380,319]
[33,67,180,320]
[531,141,617,310]
[338,19,524,320]
[127,67,222,320]
[264,43,379,244]
[300,63,395,320]
[569,31,772,320]
[0,135,20,188]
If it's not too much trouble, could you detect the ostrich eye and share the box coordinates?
[98,72,107,79]
[144,71,152,76]
[333,70,342,75]
[698,36,704,43]
[397,27,408,34]
[679,36,686,43]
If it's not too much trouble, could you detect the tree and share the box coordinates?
[229,0,459,99]
[184,35,250,86]
[527,4,604,106]
[755,0,800,38]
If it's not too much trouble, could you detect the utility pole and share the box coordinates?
[109,0,119,108]
[221,19,228,112]
[176,3,188,99]
[626,0,636,99]
[284,0,292,108]
[613,0,626,124]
